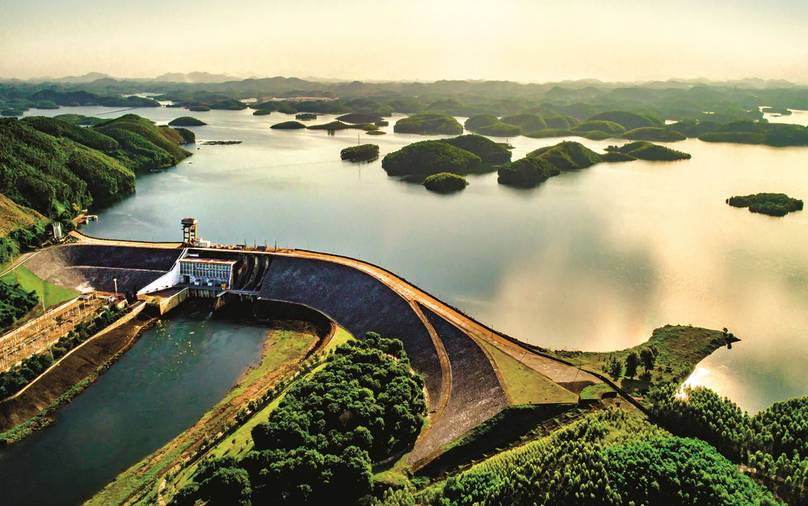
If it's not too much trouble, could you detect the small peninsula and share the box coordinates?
[605,141,692,161]
[340,144,379,162]
[423,172,468,193]
[270,121,307,130]
[727,193,804,217]
[168,117,206,127]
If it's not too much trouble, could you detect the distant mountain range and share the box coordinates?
[0,73,802,89]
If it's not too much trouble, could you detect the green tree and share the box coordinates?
[625,352,639,379]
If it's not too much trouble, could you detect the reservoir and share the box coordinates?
[1,104,807,504]
[22,105,808,415]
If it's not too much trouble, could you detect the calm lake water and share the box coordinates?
[18,106,808,415]
[22,107,808,412]
[0,304,267,506]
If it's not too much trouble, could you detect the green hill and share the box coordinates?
[497,157,559,187]
[209,99,248,110]
[605,141,692,161]
[588,111,663,130]
[476,122,521,137]
[528,140,604,171]
[441,134,512,164]
[423,172,468,193]
[524,128,575,138]
[0,118,130,216]
[699,121,808,147]
[382,140,481,176]
[336,113,383,124]
[623,127,687,142]
[544,116,581,129]
[572,120,626,136]
[500,113,547,134]
[394,113,463,135]
[667,120,719,138]
[53,114,104,126]
[189,105,211,112]
[168,117,207,127]
[1,114,191,221]
[464,114,499,132]
[92,114,192,172]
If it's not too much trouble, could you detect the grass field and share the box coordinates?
[0,264,77,310]
[545,325,733,397]
[479,340,578,405]
[580,383,616,401]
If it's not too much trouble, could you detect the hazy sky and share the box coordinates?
[2,0,807,83]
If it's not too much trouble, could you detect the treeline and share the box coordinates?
[0,114,191,221]
[0,305,127,401]
[649,384,808,505]
[0,280,38,328]
[0,88,159,117]
[172,334,427,506]
[414,408,777,506]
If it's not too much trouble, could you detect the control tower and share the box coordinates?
[181,218,198,245]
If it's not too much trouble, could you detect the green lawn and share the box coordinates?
[580,383,615,401]
[0,264,77,310]
[480,340,577,405]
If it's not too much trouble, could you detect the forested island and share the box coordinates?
[382,140,481,175]
[168,116,206,127]
[340,144,379,162]
[727,193,804,216]
[423,172,469,193]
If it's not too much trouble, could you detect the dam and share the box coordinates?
[14,225,604,468]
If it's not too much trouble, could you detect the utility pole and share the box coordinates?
[114,278,118,300]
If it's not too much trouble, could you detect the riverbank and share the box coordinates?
[0,305,154,444]
[87,314,336,506]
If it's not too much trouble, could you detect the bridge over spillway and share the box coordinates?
[21,236,604,468]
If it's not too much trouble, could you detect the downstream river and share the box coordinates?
[1,104,807,504]
[0,304,268,505]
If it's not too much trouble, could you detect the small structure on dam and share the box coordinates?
[181,218,198,245]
